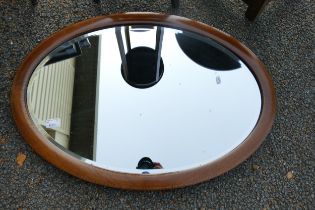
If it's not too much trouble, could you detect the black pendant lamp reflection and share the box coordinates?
[116,26,164,89]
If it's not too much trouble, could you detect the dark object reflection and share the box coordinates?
[121,47,164,88]
[175,32,241,71]
[116,26,164,89]
[137,157,163,169]
[45,38,91,66]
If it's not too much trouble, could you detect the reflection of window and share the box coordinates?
[27,59,76,148]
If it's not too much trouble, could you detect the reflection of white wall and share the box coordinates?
[27,59,75,148]
[94,28,261,174]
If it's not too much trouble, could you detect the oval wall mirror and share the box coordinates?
[11,13,276,190]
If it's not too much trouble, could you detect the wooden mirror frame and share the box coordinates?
[11,13,276,190]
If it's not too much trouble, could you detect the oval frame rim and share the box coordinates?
[11,12,276,190]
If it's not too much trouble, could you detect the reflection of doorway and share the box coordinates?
[69,36,99,159]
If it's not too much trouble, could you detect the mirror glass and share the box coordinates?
[27,25,261,174]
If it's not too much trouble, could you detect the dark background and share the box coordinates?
[0,0,314,209]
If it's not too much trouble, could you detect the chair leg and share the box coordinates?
[245,0,269,21]
[171,0,179,9]
[31,0,38,5]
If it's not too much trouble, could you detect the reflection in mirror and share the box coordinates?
[176,32,241,70]
[116,26,164,88]
[45,36,92,65]
[27,25,261,174]
[28,36,99,159]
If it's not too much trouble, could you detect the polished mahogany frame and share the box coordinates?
[11,13,276,190]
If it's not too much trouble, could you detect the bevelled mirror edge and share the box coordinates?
[11,13,276,190]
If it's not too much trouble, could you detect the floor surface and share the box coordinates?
[0,0,314,209]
